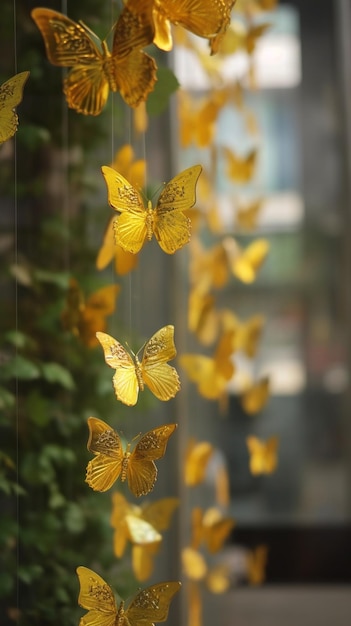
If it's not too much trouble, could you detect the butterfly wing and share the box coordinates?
[101,166,148,254]
[132,543,161,582]
[141,497,179,531]
[154,165,202,254]
[114,49,157,109]
[127,424,177,497]
[110,492,132,558]
[156,0,231,39]
[0,71,30,144]
[125,581,181,625]
[184,440,214,486]
[85,417,123,491]
[96,331,139,405]
[112,0,155,58]
[76,566,117,626]
[141,326,181,401]
[31,8,110,115]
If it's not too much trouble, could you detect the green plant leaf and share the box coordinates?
[40,363,75,390]
[0,387,15,410]
[34,269,71,289]
[146,66,180,116]
[3,330,36,350]
[0,355,40,380]
[26,390,51,427]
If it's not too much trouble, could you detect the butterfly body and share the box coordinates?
[96,326,180,405]
[86,418,177,496]
[102,165,202,254]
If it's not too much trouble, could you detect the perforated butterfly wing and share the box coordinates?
[125,581,181,625]
[31,9,110,115]
[110,0,157,107]
[76,566,117,626]
[85,417,124,491]
[127,424,177,497]
[153,165,202,254]
[96,331,139,405]
[141,326,181,401]
[0,71,30,143]
[101,166,148,254]
[155,0,231,40]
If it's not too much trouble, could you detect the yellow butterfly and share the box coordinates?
[76,566,181,626]
[191,507,235,554]
[0,71,30,144]
[61,279,120,347]
[184,439,214,486]
[182,548,231,592]
[188,288,219,346]
[86,417,177,496]
[208,0,238,55]
[151,0,233,52]
[96,325,180,405]
[223,236,269,283]
[235,199,263,231]
[31,2,157,115]
[246,435,278,475]
[223,146,257,184]
[101,164,202,254]
[111,492,179,580]
[240,376,270,415]
[179,330,235,400]
[179,92,221,149]
[247,545,269,585]
[190,238,229,294]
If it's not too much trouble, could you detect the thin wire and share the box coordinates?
[12,0,20,620]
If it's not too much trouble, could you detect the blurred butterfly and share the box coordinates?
[179,330,235,400]
[247,544,269,585]
[96,325,180,405]
[223,146,257,184]
[240,0,278,14]
[214,20,270,55]
[61,279,120,347]
[223,236,269,283]
[231,313,265,358]
[190,238,229,294]
[0,71,30,144]
[235,199,263,231]
[188,288,219,346]
[31,2,157,115]
[246,435,278,475]
[76,566,181,626]
[184,439,214,487]
[111,492,179,580]
[182,548,231,592]
[191,507,235,554]
[151,0,233,52]
[101,164,202,254]
[240,376,270,415]
[179,92,221,149]
[86,417,177,496]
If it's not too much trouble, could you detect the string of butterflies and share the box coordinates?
[1,0,280,624]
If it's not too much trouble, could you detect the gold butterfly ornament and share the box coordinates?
[76,566,181,626]
[0,71,30,144]
[31,2,157,115]
[246,435,279,475]
[101,164,202,254]
[86,417,177,496]
[96,325,180,405]
[111,492,179,580]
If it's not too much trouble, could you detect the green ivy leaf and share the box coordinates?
[40,363,75,390]
[146,66,180,116]
[34,269,70,289]
[26,391,51,427]
[0,387,15,410]
[3,330,36,350]
[0,355,40,381]
[64,502,85,534]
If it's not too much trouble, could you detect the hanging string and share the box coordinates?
[12,0,20,618]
